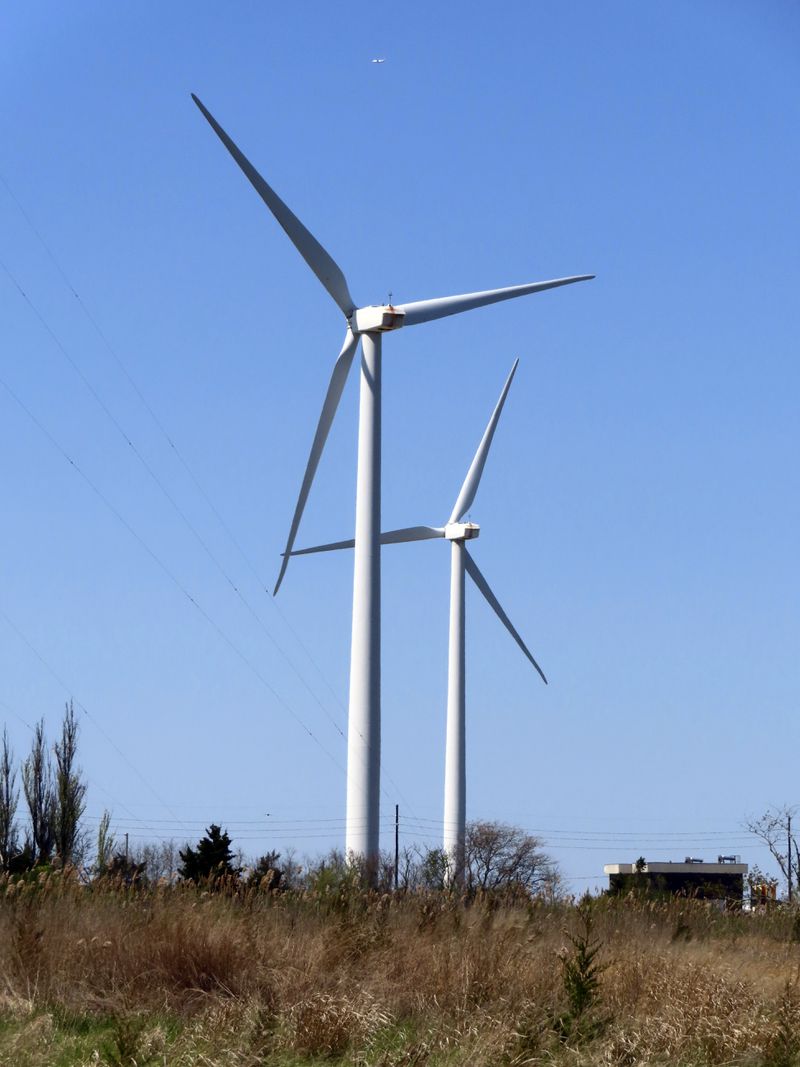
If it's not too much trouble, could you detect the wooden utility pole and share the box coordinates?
[788,814,792,904]
[394,804,399,891]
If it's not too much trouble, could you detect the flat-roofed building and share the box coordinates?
[604,857,747,903]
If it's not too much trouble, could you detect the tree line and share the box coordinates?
[4,705,792,900]
[146,820,564,897]
[94,820,562,898]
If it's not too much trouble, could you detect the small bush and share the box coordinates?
[554,900,609,1045]
[101,1014,157,1067]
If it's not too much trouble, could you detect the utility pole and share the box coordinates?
[125,832,129,865]
[394,804,399,891]
[788,814,792,904]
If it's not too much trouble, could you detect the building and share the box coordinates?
[604,856,747,904]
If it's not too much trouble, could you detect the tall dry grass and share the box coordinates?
[1,870,799,1065]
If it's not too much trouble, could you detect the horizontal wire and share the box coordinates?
[405,815,750,836]
[77,810,765,849]
[77,806,758,838]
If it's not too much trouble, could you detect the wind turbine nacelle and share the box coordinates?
[445,522,480,541]
[351,306,406,334]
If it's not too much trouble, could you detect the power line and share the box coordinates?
[0,180,417,816]
[0,605,192,833]
[0,691,169,839]
[404,814,752,837]
[0,169,364,714]
[77,807,766,844]
[60,803,782,856]
[0,379,346,778]
[0,696,34,733]
[0,255,348,743]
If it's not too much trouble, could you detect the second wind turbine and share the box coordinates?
[292,359,547,883]
[191,94,593,865]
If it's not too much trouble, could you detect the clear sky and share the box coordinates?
[1,2,798,891]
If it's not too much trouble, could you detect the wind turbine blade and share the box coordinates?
[450,359,518,524]
[382,525,445,545]
[290,525,444,557]
[290,538,355,557]
[396,275,594,327]
[273,330,359,594]
[191,94,356,317]
[464,552,547,684]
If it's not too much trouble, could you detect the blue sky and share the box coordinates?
[0,2,798,889]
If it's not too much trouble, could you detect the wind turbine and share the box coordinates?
[289,359,544,882]
[191,93,592,866]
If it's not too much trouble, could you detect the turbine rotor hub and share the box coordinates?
[351,305,406,335]
[445,521,480,542]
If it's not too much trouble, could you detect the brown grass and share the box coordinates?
[1,872,799,1065]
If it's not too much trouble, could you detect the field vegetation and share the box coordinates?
[2,711,798,1064]
[1,870,799,1066]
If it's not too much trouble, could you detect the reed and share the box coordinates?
[0,872,797,1065]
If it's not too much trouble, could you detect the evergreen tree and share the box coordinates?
[178,824,238,882]
[105,851,146,885]
[248,850,283,890]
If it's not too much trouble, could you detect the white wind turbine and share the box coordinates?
[289,359,545,882]
[191,94,592,865]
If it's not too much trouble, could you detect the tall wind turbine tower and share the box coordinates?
[191,95,592,865]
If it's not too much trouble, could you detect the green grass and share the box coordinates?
[0,1010,329,1067]
[0,1013,114,1067]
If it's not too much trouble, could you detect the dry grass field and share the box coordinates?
[1,871,799,1066]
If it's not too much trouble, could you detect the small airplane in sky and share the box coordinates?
[370,58,386,64]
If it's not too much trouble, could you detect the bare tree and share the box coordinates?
[53,701,87,866]
[0,728,19,868]
[302,847,349,890]
[281,846,302,889]
[744,806,800,898]
[396,844,422,890]
[133,839,181,884]
[22,719,55,864]
[465,820,562,898]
